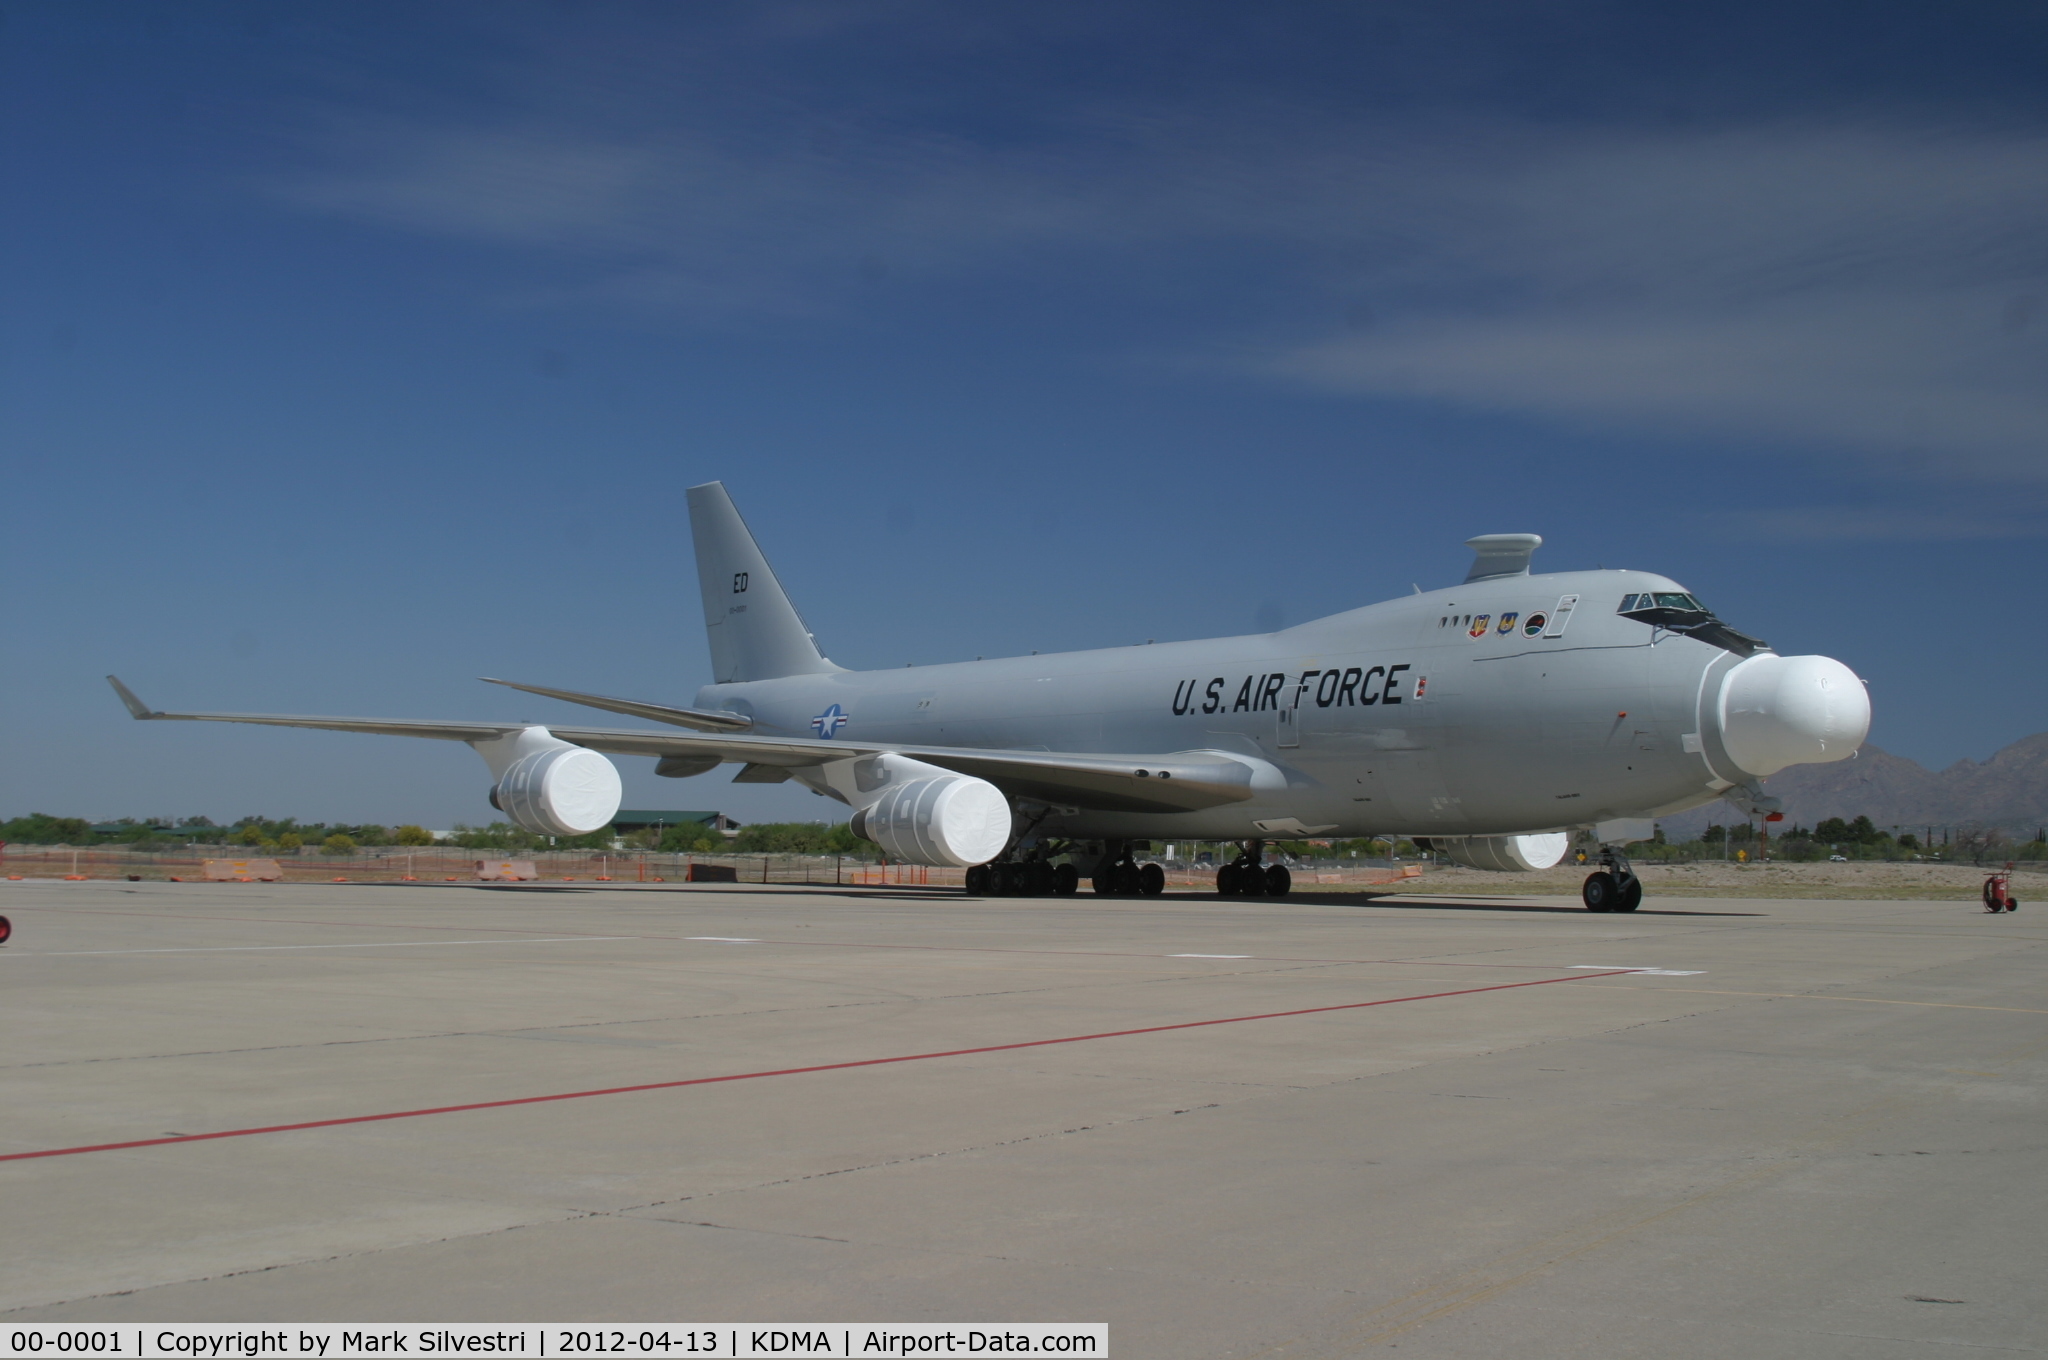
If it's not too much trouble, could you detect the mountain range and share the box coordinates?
[1658,732,2048,839]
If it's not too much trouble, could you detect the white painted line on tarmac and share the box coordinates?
[13,937,641,957]
[1571,965,1706,976]
[688,937,761,943]
[1171,953,1253,959]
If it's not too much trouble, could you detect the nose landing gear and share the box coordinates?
[1582,847,1642,913]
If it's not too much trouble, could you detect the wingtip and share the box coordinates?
[106,674,159,720]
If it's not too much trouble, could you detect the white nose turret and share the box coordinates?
[1716,654,1871,778]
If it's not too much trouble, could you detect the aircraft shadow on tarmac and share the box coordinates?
[409,882,1764,915]
[1283,891,1765,916]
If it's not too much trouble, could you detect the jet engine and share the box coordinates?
[491,745,623,836]
[850,775,1012,868]
[1424,833,1570,872]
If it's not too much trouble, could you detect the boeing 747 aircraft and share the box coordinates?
[110,482,1869,910]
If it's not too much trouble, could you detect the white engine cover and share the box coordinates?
[496,746,623,836]
[1432,833,1570,872]
[857,775,1011,867]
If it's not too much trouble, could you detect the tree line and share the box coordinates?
[7,812,2041,866]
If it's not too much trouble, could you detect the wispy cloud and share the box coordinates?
[1712,496,2048,542]
[275,89,2048,476]
[1267,125,2048,481]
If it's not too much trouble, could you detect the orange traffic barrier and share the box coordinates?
[203,859,282,882]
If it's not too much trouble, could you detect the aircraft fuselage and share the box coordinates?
[699,568,1749,842]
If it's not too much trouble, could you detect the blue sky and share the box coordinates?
[4,1,2044,827]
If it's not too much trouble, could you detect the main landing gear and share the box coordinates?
[1581,846,1643,913]
[965,854,1080,898]
[1215,840,1291,897]
[1092,841,1166,897]
[963,840,1174,899]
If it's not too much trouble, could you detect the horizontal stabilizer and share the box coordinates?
[479,678,751,732]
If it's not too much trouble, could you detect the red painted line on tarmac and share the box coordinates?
[0,971,1629,1163]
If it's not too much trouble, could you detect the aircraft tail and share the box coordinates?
[686,482,840,684]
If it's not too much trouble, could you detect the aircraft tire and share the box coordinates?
[1265,865,1291,897]
[1614,877,1643,912]
[1215,864,1239,895]
[1054,863,1079,896]
[1092,871,1115,895]
[1024,861,1056,896]
[1139,862,1166,896]
[965,865,991,896]
[1581,872,1619,912]
[1113,861,1142,895]
[1237,864,1265,897]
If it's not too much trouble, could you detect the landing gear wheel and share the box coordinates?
[1582,872,1619,912]
[1023,860,1055,896]
[1264,865,1291,897]
[1092,871,1115,895]
[965,865,991,896]
[1113,861,1142,895]
[1614,876,1643,912]
[1139,862,1166,897]
[1215,863,1239,895]
[1237,863,1266,896]
[1053,863,1079,896]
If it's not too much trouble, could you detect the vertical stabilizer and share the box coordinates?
[687,482,840,683]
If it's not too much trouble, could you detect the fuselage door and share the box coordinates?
[1277,673,1302,748]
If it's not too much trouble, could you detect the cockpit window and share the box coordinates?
[1620,592,1706,612]
[1616,590,1767,657]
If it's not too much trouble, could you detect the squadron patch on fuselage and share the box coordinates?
[1467,615,1491,638]
[1524,612,1547,636]
[1496,612,1519,634]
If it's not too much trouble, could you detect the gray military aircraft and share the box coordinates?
[110,481,1869,910]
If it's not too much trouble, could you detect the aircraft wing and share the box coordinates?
[108,677,1257,814]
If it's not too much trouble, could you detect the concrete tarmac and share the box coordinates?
[2,879,2042,1357]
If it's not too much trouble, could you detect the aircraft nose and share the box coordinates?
[1716,654,1871,778]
